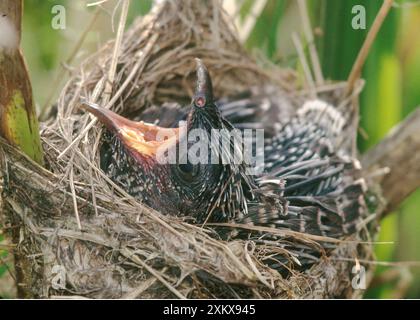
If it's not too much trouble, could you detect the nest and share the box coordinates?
[0,0,377,298]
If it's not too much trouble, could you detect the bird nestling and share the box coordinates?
[81,59,368,242]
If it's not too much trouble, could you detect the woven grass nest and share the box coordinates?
[0,0,380,299]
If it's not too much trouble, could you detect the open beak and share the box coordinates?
[80,101,181,159]
[81,59,212,159]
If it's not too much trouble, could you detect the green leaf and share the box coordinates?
[245,0,286,59]
[2,90,44,165]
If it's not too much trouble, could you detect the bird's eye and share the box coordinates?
[177,162,200,181]
[194,96,206,108]
[179,162,197,175]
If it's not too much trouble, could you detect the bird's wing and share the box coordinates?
[237,100,369,238]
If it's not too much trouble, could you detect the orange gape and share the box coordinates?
[120,122,182,159]
[80,101,184,159]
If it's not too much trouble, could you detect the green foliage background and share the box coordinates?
[1,0,419,298]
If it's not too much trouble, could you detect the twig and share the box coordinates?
[244,243,272,288]
[292,32,316,98]
[362,107,420,215]
[222,0,247,32]
[87,0,110,7]
[121,276,158,299]
[392,0,420,9]
[346,0,394,96]
[57,33,158,160]
[332,258,420,268]
[369,267,413,298]
[208,222,394,245]
[237,0,267,43]
[39,8,101,120]
[102,0,130,104]
[120,248,186,299]
[297,0,324,85]
[40,228,119,247]
[69,168,82,230]
[0,243,16,249]
[0,255,16,282]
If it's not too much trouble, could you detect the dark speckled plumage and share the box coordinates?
[87,59,367,243]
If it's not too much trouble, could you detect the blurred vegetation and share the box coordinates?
[239,0,420,299]
[0,0,419,298]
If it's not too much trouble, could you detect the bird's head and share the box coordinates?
[81,59,252,223]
